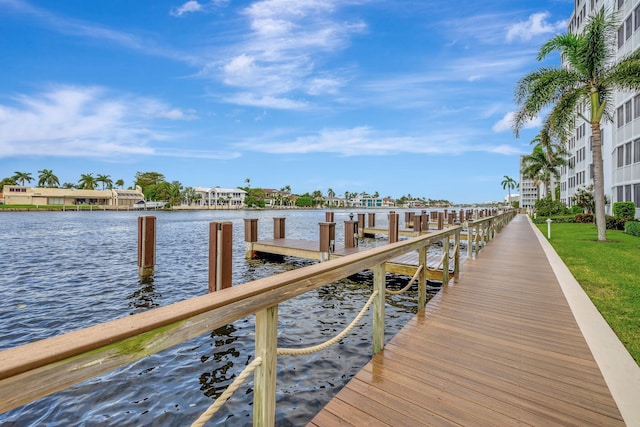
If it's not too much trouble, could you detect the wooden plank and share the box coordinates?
[309,215,624,427]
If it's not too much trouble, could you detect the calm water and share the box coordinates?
[0,209,441,426]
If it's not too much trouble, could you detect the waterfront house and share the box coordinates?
[193,186,247,208]
[1,185,144,207]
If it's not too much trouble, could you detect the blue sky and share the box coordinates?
[0,0,572,203]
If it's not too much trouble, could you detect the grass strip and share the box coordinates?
[536,222,640,365]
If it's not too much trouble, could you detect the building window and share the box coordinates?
[626,100,633,123]
[625,185,632,201]
[617,186,624,202]
[634,183,640,206]
[626,141,633,165]
[626,15,633,39]
[618,0,625,10]
[617,105,624,126]
[617,146,625,167]
[634,139,640,163]
[635,94,640,119]
[635,5,640,30]
[618,25,625,48]
[589,163,594,179]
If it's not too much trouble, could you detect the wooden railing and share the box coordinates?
[0,210,515,425]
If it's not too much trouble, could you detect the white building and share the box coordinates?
[519,155,539,210]
[561,0,640,218]
[194,186,247,207]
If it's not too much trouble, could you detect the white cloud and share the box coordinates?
[171,1,203,17]
[492,111,541,133]
[506,12,567,42]
[0,86,198,159]
[207,0,366,107]
[233,126,519,157]
[223,93,308,109]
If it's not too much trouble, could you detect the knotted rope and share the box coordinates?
[386,264,423,295]
[190,356,263,427]
[277,290,379,356]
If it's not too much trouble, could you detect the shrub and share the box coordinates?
[605,215,627,230]
[625,221,640,236]
[570,205,584,214]
[613,202,636,219]
[534,198,569,217]
[575,213,594,223]
[531,215,575,224]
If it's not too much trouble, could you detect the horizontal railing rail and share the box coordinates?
[0,210,515,425]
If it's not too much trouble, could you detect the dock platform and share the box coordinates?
[250,238,459,281]
[309,215,636,426]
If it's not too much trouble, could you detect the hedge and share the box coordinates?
[613,202,636,219]
[625,221,640,237]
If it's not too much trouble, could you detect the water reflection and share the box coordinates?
[127,276,161,313]
[199,324,241,399]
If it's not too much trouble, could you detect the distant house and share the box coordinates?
[1,185,144,207]
[194,186,247,207]
[262,188,292,208]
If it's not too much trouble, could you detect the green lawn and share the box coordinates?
[536,222,640,365]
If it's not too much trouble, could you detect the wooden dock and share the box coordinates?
[250,238,459,281]
[308,215,626,426]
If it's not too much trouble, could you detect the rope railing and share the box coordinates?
[277,290,379,356]
[191,356,263,427]
[386,265,424,296]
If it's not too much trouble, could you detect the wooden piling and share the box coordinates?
[209,221,233,292]
[388,212,399,243]
[325,211,334,223]
[137,216,156,277]
[244,218,258,259]
[437,212,444,230]
[319,222,336,261]
[273,217,285,239]
[367,213,375,228]
[357,214,365,239]
[344,220,358,248]
[413,215,422,232]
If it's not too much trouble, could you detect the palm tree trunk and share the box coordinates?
[591,122,607,241]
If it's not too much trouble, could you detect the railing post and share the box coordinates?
[467,220,474,260]
[454,229,460,280]
[357,213,365,239]
[372,262,386,354]
[418,245,427,311]
[442,235,450,285]
[254,305,278,427]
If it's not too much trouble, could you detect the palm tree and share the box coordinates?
[115,179,125,189]
[96,174,113,190]
[327,188,335,207]
[501,176,517,206]
[513,9,640,241]
[12,172,33,186]
[521,144,565,201]
[37,169,60,188]
[78,173,98,190]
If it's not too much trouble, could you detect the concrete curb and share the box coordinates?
[528,216,640,427]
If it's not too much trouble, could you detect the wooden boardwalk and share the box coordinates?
[308,215,625,426]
